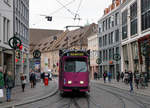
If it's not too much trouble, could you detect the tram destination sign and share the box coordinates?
[69,52,84,56]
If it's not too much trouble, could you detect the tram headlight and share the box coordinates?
[68,81,72,84]
[80,81,84,84]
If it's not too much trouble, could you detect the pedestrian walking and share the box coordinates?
[121,72,124,82]
[144,73,148,87]
[0,67,4,103]
[43,72,50,86]
[103,71,107,83]
[107,72,112,83]
[116,71,120,82]
[94,72,98,80]
[128,71,133,92]
[20,73,27,92]
[124,71,129,84]
[30,70,36,88]
[135,73,140,89]
[41,72,45,84]
[5,71,14,102]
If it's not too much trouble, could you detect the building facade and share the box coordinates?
[88,34,99,79]
[30,24,97,76]
[13,0,29,85]
[0,0,14,79]
[121,0,150,78]
[98,0,123,79]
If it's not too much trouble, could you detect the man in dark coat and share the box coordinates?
[103,71,107,83]
[30,71,36,88]
[94,72,97,80]
[128,71,133,92]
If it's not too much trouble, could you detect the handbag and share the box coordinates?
[0,89,4,98]
[23,80,27,84]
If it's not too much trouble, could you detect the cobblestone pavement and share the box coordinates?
[0,79,57,108]
[15,81,150,108]
[92,79,150,96]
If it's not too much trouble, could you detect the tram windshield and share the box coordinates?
[64,58,87,72]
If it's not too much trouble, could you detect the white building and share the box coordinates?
[0,0,14,78]
[121,0,150,78]
[88,33,99,79]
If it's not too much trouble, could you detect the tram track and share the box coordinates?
[94,81,150,105]
[86,94,102,108]
[98,83,150,107]
[90,87,125,108]
[93,83,148,108]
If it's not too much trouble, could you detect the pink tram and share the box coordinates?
[58,49,90,94]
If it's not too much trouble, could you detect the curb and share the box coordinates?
[92,80,150,97]
[2,82,58,108]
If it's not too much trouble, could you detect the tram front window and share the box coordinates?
[64,58,87,72]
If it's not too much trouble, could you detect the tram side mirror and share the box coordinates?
[87,50,90,55]
[59,50,63,56]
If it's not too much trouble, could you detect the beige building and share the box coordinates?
[30,23,98,76]
[88,33,99,79]
[29,29,63,74]
[121,0,150,78]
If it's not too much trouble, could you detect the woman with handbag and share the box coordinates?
[5,71,14,102]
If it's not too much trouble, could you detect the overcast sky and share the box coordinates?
[29,0,112,30]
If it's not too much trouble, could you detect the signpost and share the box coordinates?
[8,35,22,50]
[8,33,22,86]
[113,53,121,78]
[96,58,102,78]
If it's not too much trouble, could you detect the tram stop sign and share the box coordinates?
[96,58,102,64]
[33,50,41,58]
[113,54,121,61]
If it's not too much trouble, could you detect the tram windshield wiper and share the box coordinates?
[76,67,86,73]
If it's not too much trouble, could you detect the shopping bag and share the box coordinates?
[0,89,4,98]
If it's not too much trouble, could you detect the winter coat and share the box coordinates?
[5,75,14,89]
[30,73,35,80]
[0,72,4,88]
[128,73,133,83]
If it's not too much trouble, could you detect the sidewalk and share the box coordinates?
[0,79,57,108]
[92,79,150,97]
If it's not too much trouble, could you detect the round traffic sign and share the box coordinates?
[8,36,22,50]
[96,58,102,64]
[113,54,121,61]
[33,50,41,58]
